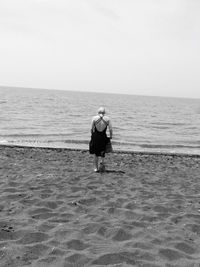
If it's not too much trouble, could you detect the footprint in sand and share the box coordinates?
[159,248,187,261]
[65,239,89,251]
[64,253,91,266]
[174,242,197,255]
[112,228,132,242]
[17,232,49,245]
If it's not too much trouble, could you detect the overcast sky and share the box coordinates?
[0,0,200,98]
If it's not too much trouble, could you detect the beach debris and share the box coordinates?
[71,201,80,206]
[1,225,14,233]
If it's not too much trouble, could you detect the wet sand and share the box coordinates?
[0,145,200,266]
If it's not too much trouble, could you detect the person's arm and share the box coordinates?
[91,118,95,134]
[108,120,113,139]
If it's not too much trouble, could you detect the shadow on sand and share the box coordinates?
[101,169,125,174]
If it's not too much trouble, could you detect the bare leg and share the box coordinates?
[99,157,106,172]
[101,157,105,165]
[94,155,98,171]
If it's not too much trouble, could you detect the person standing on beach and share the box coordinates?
[90,107,113,172]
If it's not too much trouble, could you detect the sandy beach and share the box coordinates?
[0,145,200,266]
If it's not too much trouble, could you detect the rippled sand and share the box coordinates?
[0,145,200,266]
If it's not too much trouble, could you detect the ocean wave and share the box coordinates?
[149,125,172,130]
[150,122,187,126]
[0,133,73,138]
[138,143,200,149]
[2,137,200,151]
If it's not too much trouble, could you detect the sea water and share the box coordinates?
[0,86,200,155]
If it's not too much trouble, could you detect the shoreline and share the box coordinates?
[1,143,200,158]
[0,145,200,266]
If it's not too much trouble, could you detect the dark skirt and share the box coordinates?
[89,131,108,157]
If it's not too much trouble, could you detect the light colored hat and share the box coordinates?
[98,107,105,115]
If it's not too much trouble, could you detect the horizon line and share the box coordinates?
[0,84,199,100]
